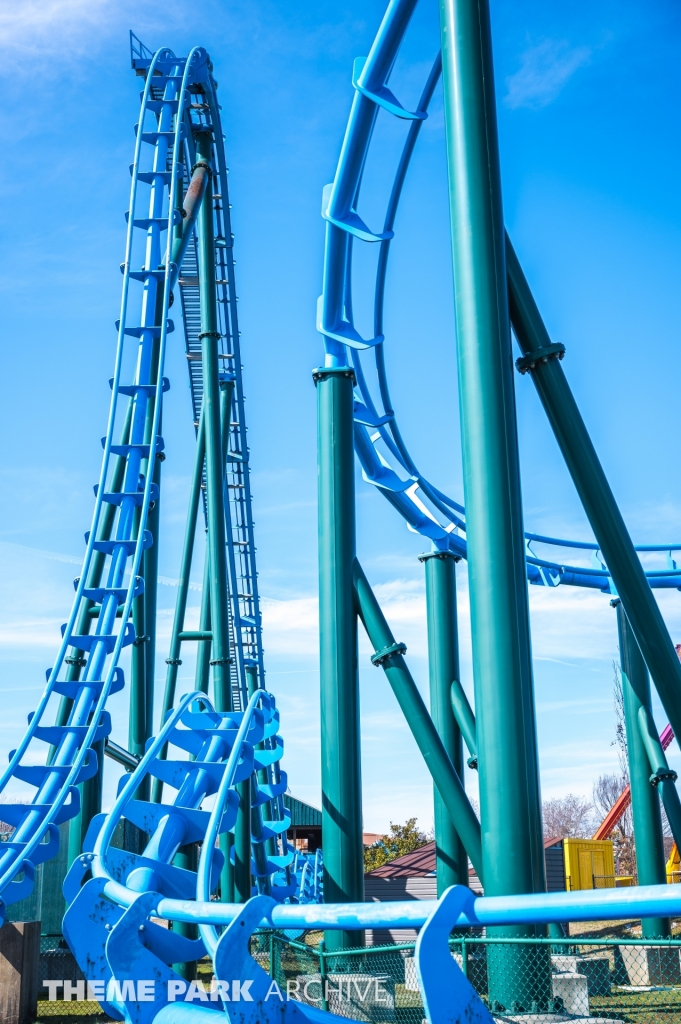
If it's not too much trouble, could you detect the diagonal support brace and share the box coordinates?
[352,557,483,879]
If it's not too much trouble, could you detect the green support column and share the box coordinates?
[614,600,669,938]
[421,551,467,895]
[152,410,206,804]
[506,238,681,742]
[195,552,212,694]
[234,780,252,902]
[353,559,482,875]
[315,364,363,951]
[195,130,232,716]
[196,130,234,905]
[439,0,549,1008]
[637,708,681,851]
[450,678,477,768]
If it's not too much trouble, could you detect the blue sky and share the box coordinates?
[0,0,680,833]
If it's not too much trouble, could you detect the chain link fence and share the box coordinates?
[30,926,681,1022]
[259,930,681,1024]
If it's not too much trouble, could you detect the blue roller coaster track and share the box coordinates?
[317,8,681,594]
[1,16,681,1024]
[0,35,300,925]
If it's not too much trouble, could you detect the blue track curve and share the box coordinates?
[318,0,681,594]
[0,37,294,925]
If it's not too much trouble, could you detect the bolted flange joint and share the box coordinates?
[210,657,233,666]
[418,550,460,563]
[371,641,407,667]
[516,342,566,375]
[165,658,182,666]
[312,366,356,387]
[650,768,678,787]
[198,331,221,341]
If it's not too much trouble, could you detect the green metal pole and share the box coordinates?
[421,551,467,894]
[196,130,234,905]
[151,409,206,804]
[195,130,232,716]
[614,601,669,939]
[637,706,681,851]
[506,237,681,742]
[234,779,252,903]
[439,0,549,1008]
[195,551,212,694]
[315,364,363,951]
[353,558,482,877]
[450,678,478,768]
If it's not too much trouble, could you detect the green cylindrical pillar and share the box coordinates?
[195,551,212,695]
[506,238,681,744]
[234,780,252,903]
[450,678,477,768]
[439,0,549,1008]
[353,558,483,876]
[421,551,467,894]
[614,601,669,938]
[315,365,363,951]
[195,130,232,716]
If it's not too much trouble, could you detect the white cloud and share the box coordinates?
[505,39,592,110]
[0,0,115,62]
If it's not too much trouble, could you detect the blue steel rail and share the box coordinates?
[63,699,681,1024]
[0,37,266,921]
[0,42,210,920]
[318,0,681,593]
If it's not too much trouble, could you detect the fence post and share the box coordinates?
[461,937,469,980]
[269,931,274,979]
[319,940,329,1012]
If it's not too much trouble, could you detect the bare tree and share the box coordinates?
[543,794,594,839]
[593,772,635,876]
[612,662,629,778]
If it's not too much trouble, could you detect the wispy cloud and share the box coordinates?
[0,0,116,63]
[505,39,592,110]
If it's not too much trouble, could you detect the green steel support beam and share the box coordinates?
[234,779,252,903]
[315,365,363,951]
[353,558,483,878]
[450,678,478,769]
[151,409,206,804]
[196,130,234,905]
[439,0,549,1006]
[195,551,212,695]
[196,130,232,715]
[506,237,681,743]
[614,600,669,939]
[421,551,467,894]
[637,706,681,853]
